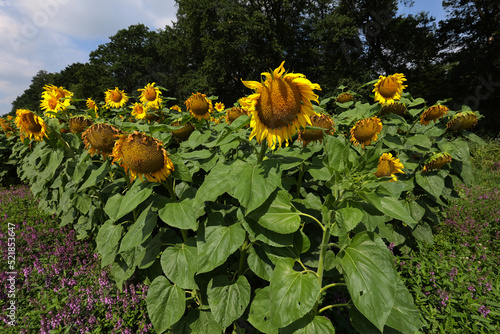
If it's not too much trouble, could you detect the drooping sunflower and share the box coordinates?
[298,114,335,147]
[423,152,452,172]
[185,92,214,121]
[0,119,15,137]
[374,153,405,181]
[138,83,162,107]
[215,102,225,112]
[336,92,353,103]
[226,107,248,125]
[420,105,448,125]
[380,102,407,116]
[69,116,93,133]
[111,131,174,182]
[373,73,407,105]
[15,109,48,141]
[350,116,383,148]
[240,61,321,149]
[172,121,195,142]
[82,123,121,159]
[130,103,147,120]
[446,111,478,131]
[104,87,129,109]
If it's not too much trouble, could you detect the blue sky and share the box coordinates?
[0,0,448,116]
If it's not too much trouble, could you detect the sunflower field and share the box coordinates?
[0,63,485,333]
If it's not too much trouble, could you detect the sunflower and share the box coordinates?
[0,119,15,136]
[226,107,248,125]
[336,92,353,103]
[172,121,195,142]
[130,103,147,120]
[446,111,478,131]
[423,152,452,172]
[170,105,182,113]
[40,90,71,118]
[43,84,73,101]
[298,114,335,147]
[138,83,162,107]
[380,102,407,116]
[373,73,407,105]
[374,153,405,181]
[185,92,214,121]
[104,87,129,109]
[15,109,48,142]
[420,105,448,125]
[350,116,383,148]
[215,102,225,112]
[240,61,321,149]
[69,116,93,133]
[82,123,121,159]
[86,98,99,117]
[111,131,174,182]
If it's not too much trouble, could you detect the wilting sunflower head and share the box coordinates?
[111,131,174,182]
[420,105,448,125]
[446,111,478,131]
[185,92,213,121]
[298,114,335,147]
[226,107,248,124]
[130,103,147,120]
[240,61,322,149]
[350,116,383,148]
[336,92,353,103]
[172,121,195,142]
[15,109,48,142]
[69,116,93,133]
[423,152,452,172]
[374,153,405,181]
[82,123,121,159]
[138,83,162,107]
[170,105,182,113]
[380,102,407,116]
[215,102,225,112]
[0,119,15,135]
[105,87,129,109]
[373,73,407,105]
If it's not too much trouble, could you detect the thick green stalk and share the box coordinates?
[316,221,332,288]
[256,140,268,163]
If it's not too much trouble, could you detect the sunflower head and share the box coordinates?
[82,123,121,159]
[373,73,407,105]
[170,105,182,113]
[105,87,129,109]
[15,109,48,142]
[40,89,72,118]
[380,102,407,116]
[350,116,383,148]
[185,92,213,121]
[240,61,321,149]
[172,121,195,142]
[215,102,225,112]
[138,82,162,104]
[111,131,174,182]
[298,114,335,147]
[336,92,353,103]
[446,111,478,131]
[0,119,15,134]
[374,153,405,181]
[423,152,452,172]
[226,107,248,125]
[69,116,93,134]
[420,105,448,125]
[130,103,147,120]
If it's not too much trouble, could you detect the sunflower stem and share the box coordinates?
[48,126,75,159]
[317,218,333,293]
[256,140,268,164]
[319,303,351,314]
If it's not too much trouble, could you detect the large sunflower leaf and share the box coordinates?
[230,162,281,214]
[415,172,444,199]
[269,259,320,328]
[158,198,197,230]
[79,160,110,191]
[358,190,418,228]
[207,275,251,329]
[161,239,198,290]
[193,163,234,207]
[280,313,336,334]
[248,286,278,334]
[338,231,397,332]
[96,220,123,267]
[104,181,154,222]
[119,203,157,253]
[147,276,186,333]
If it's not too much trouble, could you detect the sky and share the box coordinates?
[0,0,447,116]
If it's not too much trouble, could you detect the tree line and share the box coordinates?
[10,0,500,134]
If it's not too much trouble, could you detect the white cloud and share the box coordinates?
[0,0,177,115]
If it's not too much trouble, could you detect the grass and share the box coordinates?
[0,138,499,333]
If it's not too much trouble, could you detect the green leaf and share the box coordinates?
[385,279,423,333]
[197,214,246,273]
[111,256,135,290]
[119,203,157,253]
[147,276,186,333]
[281,314,336,334]
[193,163,233,207]
[269,259,320,328]
[412,222,434,244]
[79,160,110,191]
[249,190,302,234]
[462,130,487,145]
[161,239,198,289]
[247,244,275,281]
[248,287,278,334]
[338,232,397,332]
[336,206,363,232]
[158,198,197,230]
[415,172,444,198]
[172,307,223,334]
[230,163,281,214]
[207,275,251,329]
[358,190,418,228]
[104,182,153,221]
[324,136,347,172]
[71,193,92,214]
[405,134,432,149]
[169,153,193,183]
[96,221,123,267]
